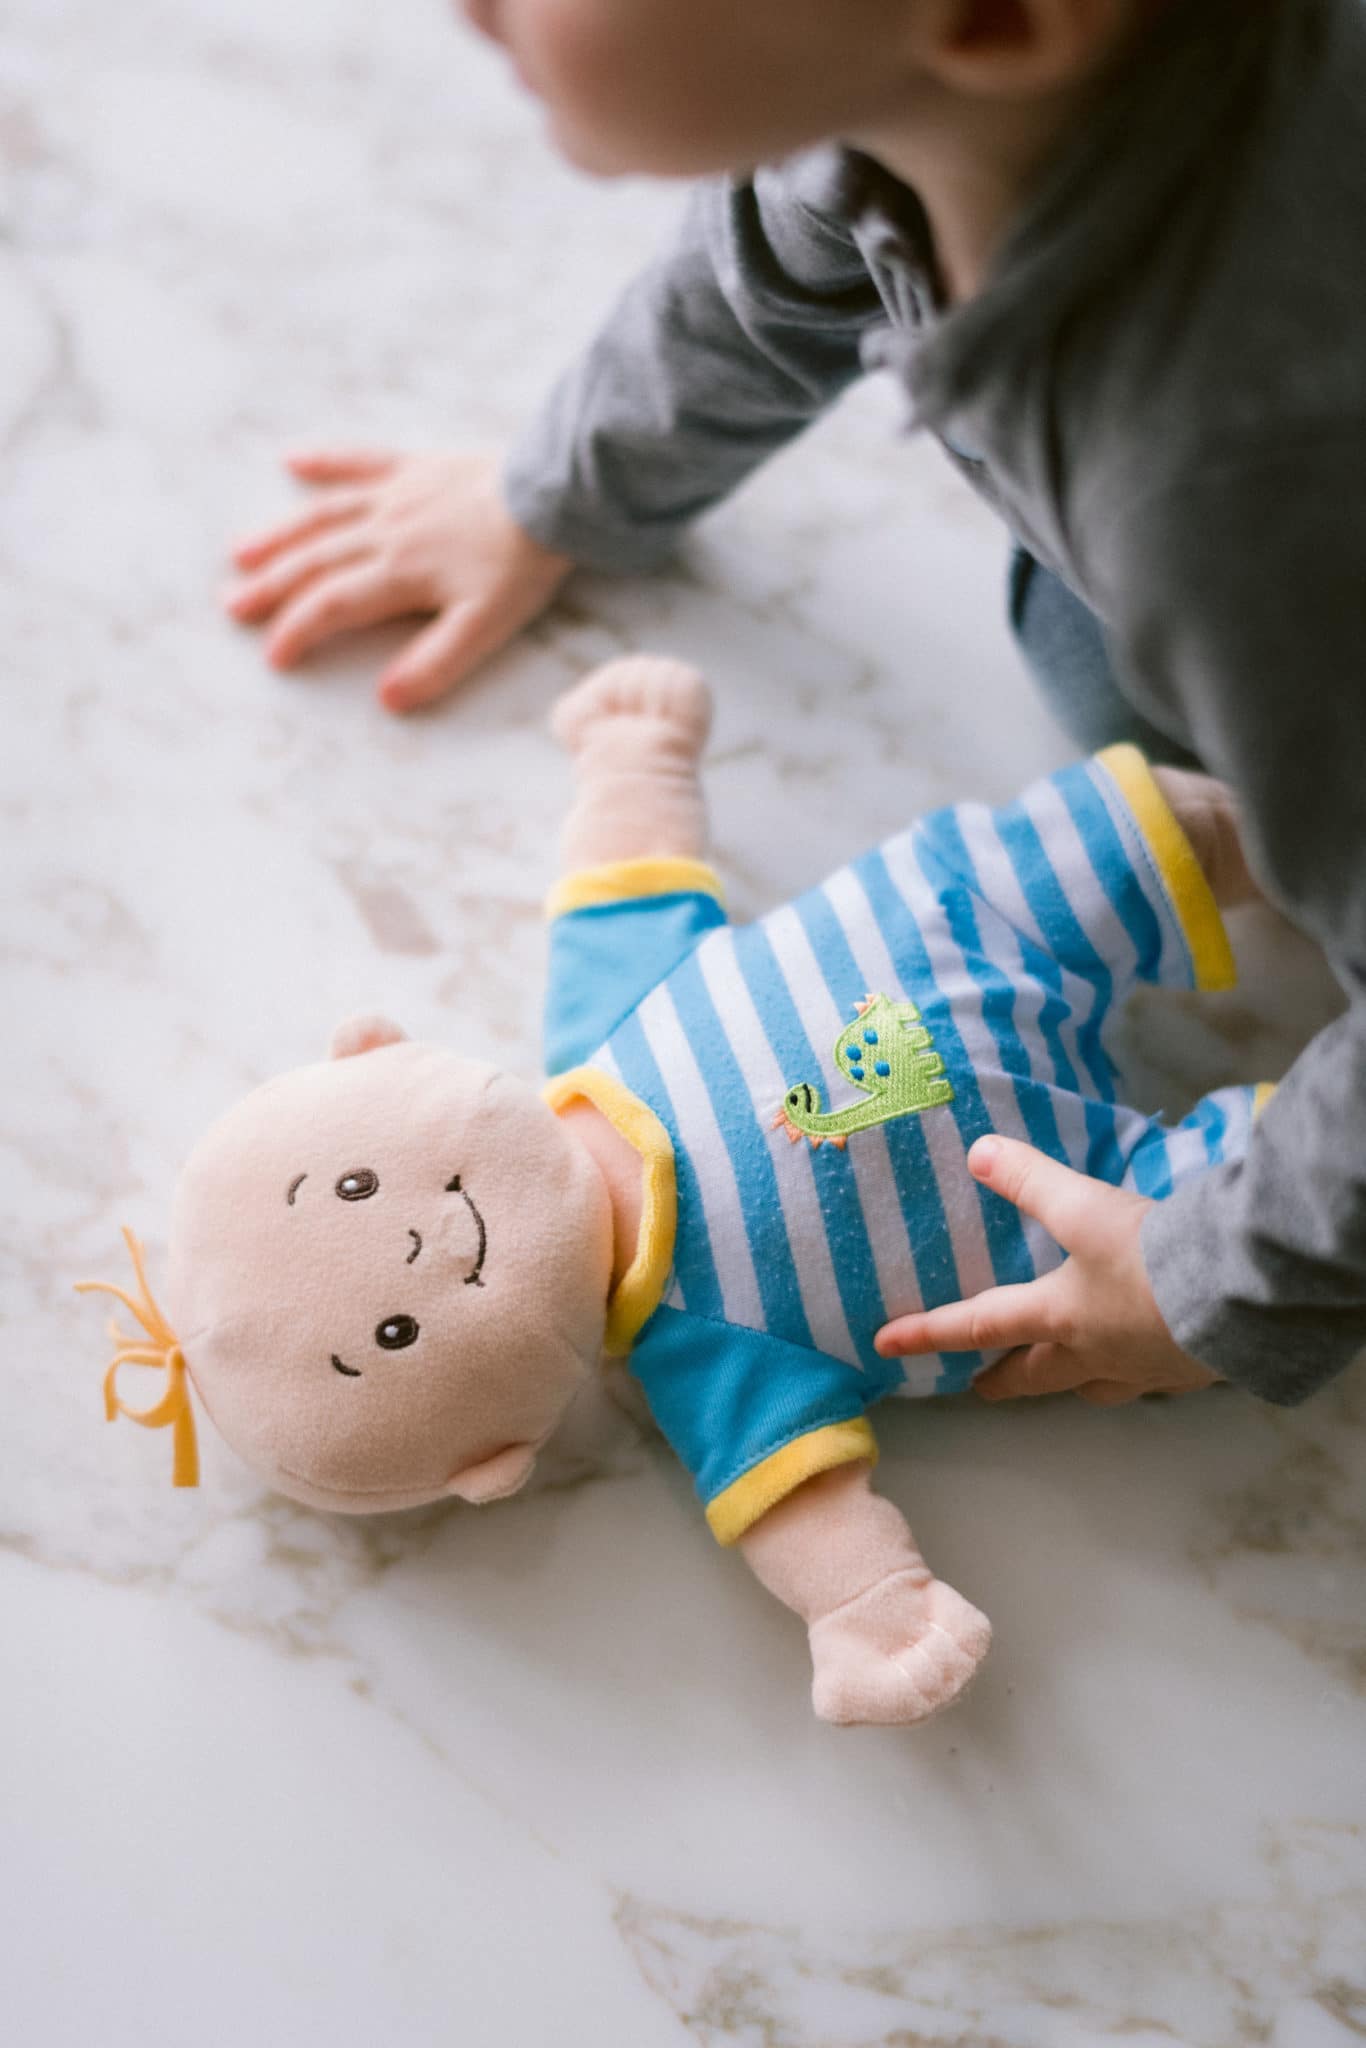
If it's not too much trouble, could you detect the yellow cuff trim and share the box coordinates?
[705,1418,878,1547]
[542,1065,677,1356]
[545,856,725,922]
[1096,745,1238,992]
[1253,1080,1278,1118]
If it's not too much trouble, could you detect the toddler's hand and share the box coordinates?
[225,449,572,713]
[875,1136,1219,1404]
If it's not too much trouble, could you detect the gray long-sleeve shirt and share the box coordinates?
[505,0,1366,1405]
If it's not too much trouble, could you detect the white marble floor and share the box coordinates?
[3,2,1362,2043]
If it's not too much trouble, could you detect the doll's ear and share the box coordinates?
[445,1442,538,1504]
[329,1014,408,1060]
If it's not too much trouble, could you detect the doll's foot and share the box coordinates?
[551,655,712,759]
[808,1570,991,1727]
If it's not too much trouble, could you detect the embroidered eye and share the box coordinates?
[336,1169,379,1201]
[375,1314,419,1351]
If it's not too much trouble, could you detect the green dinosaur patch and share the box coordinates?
[772,993,954,1150]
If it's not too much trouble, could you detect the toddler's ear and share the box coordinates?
[445,1442,538,1504]
[329,1014,408,1060]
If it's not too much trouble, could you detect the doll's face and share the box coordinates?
[167,1034,612,1512]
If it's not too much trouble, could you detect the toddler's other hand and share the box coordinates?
[225,449,572,712]
[874,1136,1219,1405]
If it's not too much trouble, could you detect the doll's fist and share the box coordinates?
[808,1570,991,1727]
[552,656,712,758]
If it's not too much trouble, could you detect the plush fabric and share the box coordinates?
[542,748,1263,1551]
[544,873,726,1079]
[738,1464,992,1724]
[164,1039,613,1512]
[77,660,1263,1727]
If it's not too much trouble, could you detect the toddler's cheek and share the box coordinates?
[509,0,642,124]
[460,0,502,43]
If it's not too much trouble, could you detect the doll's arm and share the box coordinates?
[738,1462,992,1726]
[551,657,712,873]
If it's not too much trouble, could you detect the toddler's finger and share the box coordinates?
[875,1276,1057,1361]
[226,531,372,624]
[267,564,404,668]
[974,1339,1094,1400]
[967,1135,1114,1252]
[1074,1382,1141,1405]
[378,598,518,712]
[377,602,504,713]
[285,447,397,483]
[231,490,370,570]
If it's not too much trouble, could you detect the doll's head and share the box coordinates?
[139,1016,613,1513]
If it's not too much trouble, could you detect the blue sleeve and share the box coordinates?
[543,859,728,1076]
[628,1304,900,1541]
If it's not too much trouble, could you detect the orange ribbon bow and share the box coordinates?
[74,1227,199,1488]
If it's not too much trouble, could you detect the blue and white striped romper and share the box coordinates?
[542,746,1264,1543]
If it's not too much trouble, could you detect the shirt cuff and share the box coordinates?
[502,448,689,578]
[705,1418,878,1546]
[545,856,726,922]
[1095,744,1237,992]
[1141,1181,1358,1406]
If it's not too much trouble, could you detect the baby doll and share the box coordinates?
[82,657,1265,1726]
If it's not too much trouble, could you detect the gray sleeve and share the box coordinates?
[503,165,885,574]
[1100,440,1366,1403]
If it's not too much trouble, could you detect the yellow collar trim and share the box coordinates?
[1096,744,1238,993]
[542,1065,677,1357]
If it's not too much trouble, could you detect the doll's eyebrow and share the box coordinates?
[286,1173,307,1206]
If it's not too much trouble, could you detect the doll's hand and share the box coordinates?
[553,656,712,870]
[739,1464,990,1727]
[551,656,712,762]
[875,1137,1218,1404]
[226,449,572,713]
[809,1570,992,1727]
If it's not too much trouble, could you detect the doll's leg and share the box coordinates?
[1122,1081,1269,1199]
[927,755,1256,1039]
[738,1463,991,1727]
[551,656,713,872]
[1150,766,1261,911]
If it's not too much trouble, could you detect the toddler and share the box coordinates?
[225,0,1366,1409]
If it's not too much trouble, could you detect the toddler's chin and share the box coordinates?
[544,111,637,178]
